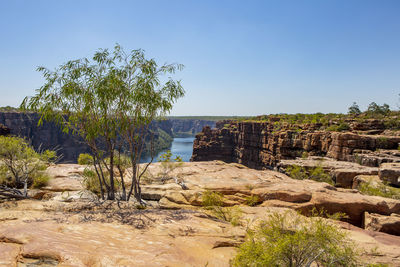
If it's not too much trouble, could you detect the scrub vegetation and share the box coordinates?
[202,190,242,226]
[0,136,56,198]
[285,165,333,185]
[232,211,360,267]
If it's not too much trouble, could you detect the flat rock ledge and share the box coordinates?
[0,161,399,266]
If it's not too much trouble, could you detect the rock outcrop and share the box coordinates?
[278,157,379,188]
[2,161,400,266]
[141,161,400,228]
[0,112,93,162]
[364,212,400,236]
[191,120,400,169]
[379,162,400,186]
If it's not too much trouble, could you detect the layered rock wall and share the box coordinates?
[0,112,91,162]
[191,121,400,169]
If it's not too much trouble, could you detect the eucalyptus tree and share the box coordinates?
[22,45,185,202]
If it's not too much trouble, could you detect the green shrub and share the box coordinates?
[202,190,242,226]
[376,137,389,148]
[78,153,94,165]
[0,136,55,190]
[301,151,309,159]
[308,166,333,184]
[244,195,261,206]
[146,128,173,154]
[326,123,350,132]
[286,165,306,180]
[82,167,120,196]
[357,179,400,200]
[82,168,99,194]
[307,207,349,221]
[383,118,400,130]
[202,190,224,208]
[31,173,51,189]
[286,165,333,185]
[354,153,363,165]
[337,122,350,131]
[232,211,359,267]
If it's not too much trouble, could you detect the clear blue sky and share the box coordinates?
[1,0,399,116]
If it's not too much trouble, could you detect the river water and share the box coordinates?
[141,137,195,163]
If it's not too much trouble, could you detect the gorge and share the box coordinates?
[2,113,400,266]
[0,111,216,163]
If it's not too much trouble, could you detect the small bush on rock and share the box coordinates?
[286,165,333,185]
[286,165,308,180]
[326,122,350,132]
[244,195,261,206]
[308,166,333,184]
[78,153,93,165]
[357,179,400,200]
[301,151,309,159]
[0,136,55,192]
[82,168,102,195]
[202,190,242,226]
[232,211,359,267]
[82,167,120,196]
[31,173,51,189]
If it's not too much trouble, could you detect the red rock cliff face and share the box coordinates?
[191,121,400,169]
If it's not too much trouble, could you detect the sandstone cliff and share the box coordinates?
[0,112,175,163]
[0,112,91,162]
[191,119,400,169]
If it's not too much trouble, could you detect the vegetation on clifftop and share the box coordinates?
[285,165,333,185]
[220,101,400,133]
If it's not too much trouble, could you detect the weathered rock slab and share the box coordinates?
[379,162,400,186]
[364,212,400,236]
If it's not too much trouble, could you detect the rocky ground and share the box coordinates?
[1,161,400,266]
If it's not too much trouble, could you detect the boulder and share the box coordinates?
[364,212,400,236]
[379,162,400,186]
[352,175,381,189]
[279,157,379,188]
[333,168,378,188]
